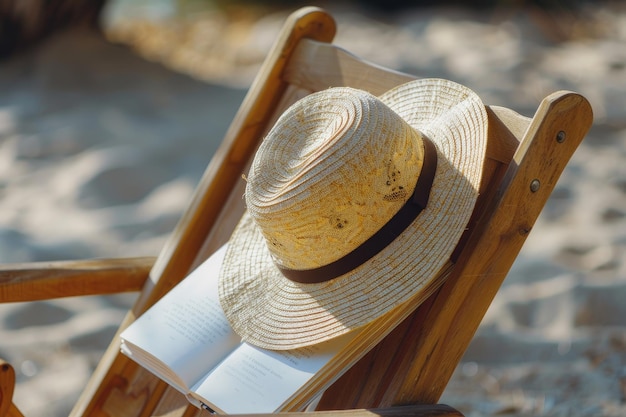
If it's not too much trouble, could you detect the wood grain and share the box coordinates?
[0,258,153,302]
[0,360,25,417]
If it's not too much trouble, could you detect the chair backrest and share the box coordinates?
[65,7,592,417]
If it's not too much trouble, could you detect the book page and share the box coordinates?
[121,244,241,389]
[191,331,356,414]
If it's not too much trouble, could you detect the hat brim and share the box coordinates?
[218,78,488,350]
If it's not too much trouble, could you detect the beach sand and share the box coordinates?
[1,2,625,416]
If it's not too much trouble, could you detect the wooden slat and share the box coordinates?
[0,258,154,302]
[489,105,532,144]
[284,39,416,95]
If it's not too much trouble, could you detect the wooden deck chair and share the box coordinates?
[0,6,593,417]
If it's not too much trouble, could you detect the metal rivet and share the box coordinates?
[530,179,541,192]
[556,131,566,143]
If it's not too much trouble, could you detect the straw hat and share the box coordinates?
[218,78,488,350]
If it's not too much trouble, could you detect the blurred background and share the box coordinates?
[1,0,625,416]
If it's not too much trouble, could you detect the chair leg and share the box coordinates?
[0,360,25,417]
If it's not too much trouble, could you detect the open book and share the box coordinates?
[121,245,360,413]
[120,245,452,414]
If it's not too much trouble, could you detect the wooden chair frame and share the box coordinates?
[0,7,592,417]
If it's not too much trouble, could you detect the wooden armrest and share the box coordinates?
[0,257,155,303]
[0,360,24,417]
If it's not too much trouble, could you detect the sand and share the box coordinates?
[1,2,625,416]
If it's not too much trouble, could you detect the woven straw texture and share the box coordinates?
[219,78,488,350]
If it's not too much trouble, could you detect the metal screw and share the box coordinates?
[530,179,541,192]
[556,131,566,143]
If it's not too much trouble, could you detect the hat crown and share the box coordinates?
[245,87,426,270]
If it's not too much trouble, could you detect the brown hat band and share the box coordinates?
[277,136,438,284]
